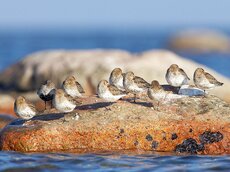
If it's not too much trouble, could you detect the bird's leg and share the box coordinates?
[154,101,160,111]
[177,87,181,94]
[105,107,112,111]
[134,94,136,103]
[105,102,112,111]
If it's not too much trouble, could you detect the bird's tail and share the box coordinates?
[217,82,224,86]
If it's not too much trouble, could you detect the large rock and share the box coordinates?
[0,49,230,102]
[0,50,131,94]
[0,115,15,129]
[0,94,15,116]
[0,95,229,154]
[169,29,230,53]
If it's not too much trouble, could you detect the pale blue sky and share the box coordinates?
[0,0,229,29]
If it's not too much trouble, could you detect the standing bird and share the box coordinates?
[124,71,150,102]
[37,80,55,110]
[193,68,223,92]
[148,80,172,109]
[52,89,81,113]
[109,68,125,91]
[97,80,126,102]
[14,96,37,120]
[166,64,190,88]
[62,76,85,98]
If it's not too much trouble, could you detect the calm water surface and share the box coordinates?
[0,151,229,172]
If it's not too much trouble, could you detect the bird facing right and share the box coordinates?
[193,68,223,92]
[166,64,190,87]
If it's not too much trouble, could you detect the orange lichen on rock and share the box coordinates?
[0,95,229,154]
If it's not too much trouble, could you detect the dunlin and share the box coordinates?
[97,80,126,102]
[109,68,125,91]
[193,68,223,92]
[148,80,172,109]
[165,64,190,87]
[14,96,37,120]
[62,76,85,98]
[123,71,150,102]
[37,80,55,109]
[52,89,81,113]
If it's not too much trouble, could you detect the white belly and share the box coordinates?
[64,88,81,98]
[126,84,145,93]
[99,90,125,102]
[198,79,215,89]
[116,78,125,90]
[54,99,76,112]
[18,107,36,119]
[167,74,188,87]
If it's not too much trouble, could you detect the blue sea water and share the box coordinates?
[0,28,230,171]
[0,151,229,172]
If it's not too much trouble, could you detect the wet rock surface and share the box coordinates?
[0,95,229,154]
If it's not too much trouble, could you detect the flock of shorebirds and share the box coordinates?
[14,64,223,120]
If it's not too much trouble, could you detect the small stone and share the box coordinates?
[120,129,125,134]
[146,134,153,141]
[171,133,178,140]
[199,131,224,144]
[152,141,159,149]
[134,140,138,146]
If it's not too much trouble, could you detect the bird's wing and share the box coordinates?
[134,76,150,88]
[179,68,190,80]
[205,72,222,85]
[26,101,37,113]
[65,94,82,105]
[75,82,85,93]
[108,84,126,95]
